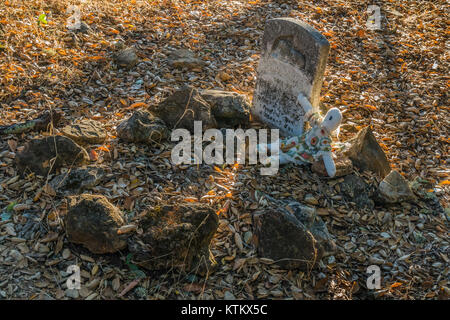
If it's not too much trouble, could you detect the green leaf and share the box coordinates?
[38,13,48,26]
[6,202,16,212]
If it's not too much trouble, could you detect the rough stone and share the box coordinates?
[65,289,80,299]
[150,86,217,132]
[129,203,219,273]
[377,170,416,203]
[168,49,206,70]
[344,127,391,178]
[66,194,128,254]
[16,136,89,176]
[200,89,250,127]
[113,47,139,68]
[312,155,353,177]
[61,120,106,145]
[116,110,169,144]
[252,18,330,136]
[339,174,375,209]
[253,195,335,270]
[49,167,104,195]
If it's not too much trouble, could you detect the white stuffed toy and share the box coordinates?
[258,93,342,177]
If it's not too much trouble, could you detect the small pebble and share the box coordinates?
[65,288,80,299]
[224,291,235,300]
[62,248,71,259]
[328,255,336,264]
[243,231,252,244]
[380,232,391,239]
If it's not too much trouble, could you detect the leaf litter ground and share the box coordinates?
[0,0,448,300]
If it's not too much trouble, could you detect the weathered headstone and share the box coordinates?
[252,18,330,136]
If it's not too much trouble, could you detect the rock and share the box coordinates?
[61,120,107,145]
[129,203,219,273]
[150,86,217,132]
[49,167,104,195]
[68,101,78,108]
[243,231,253,244]
[16,136,89,176]
[66,194,128,254]
[113,47,139,69]
[168,49,206,70]
[116,110,169,144]
[253,195,335,270]
[62,248,71,259]
[344,127,391,178]
[339,174,375,209]
[224,291,236,300]
[65,289,79,299]
[377,170,416,204]
[312,155,353,177]
[200,89,250,127]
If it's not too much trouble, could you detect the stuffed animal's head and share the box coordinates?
[320,108,342,134]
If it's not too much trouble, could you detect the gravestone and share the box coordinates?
[252,18,330,136]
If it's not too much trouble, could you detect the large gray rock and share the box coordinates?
[252,18,330,136]
[201,89,250,127]
[129,203,219,273]
[150,86,217,132]
[61,120,106,145]
[116,110,169,144]
[16,136,89,176]
[66,194,128,254]
[253,195,335,271]
[377,170,416,203]
[344,127,391,178]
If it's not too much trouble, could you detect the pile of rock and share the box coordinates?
[116,86,251,143]
[64,195,219,274]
